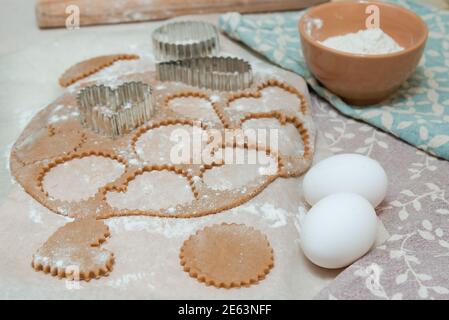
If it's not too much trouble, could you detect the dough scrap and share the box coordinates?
[31,218,114,281]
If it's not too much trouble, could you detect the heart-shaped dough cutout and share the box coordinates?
[242,118,306,156]
[168,96,220,124]
[106,170,195,213]
[134,123,207,165]
[43,155,126,202]
[229,86,302,114]
[32,218,114,281]
[202,147,278,191]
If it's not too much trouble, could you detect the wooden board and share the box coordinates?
[36,0,328,29]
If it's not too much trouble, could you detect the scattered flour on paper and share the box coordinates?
[294,206,308,234]
[320,28,404,55]
[106,216,202,238]
[107,272,148,288]
[235,203,289,228]
[28,206,43,224]
[293,205,309,246]
[3,142,13,173]
[106,201,291,238]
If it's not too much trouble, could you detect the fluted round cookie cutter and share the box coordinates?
[152,21,220,61]
[156,56,253,91]
[76,81,154,138]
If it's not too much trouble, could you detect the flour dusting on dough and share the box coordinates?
[168,96,220,123]
[48,111,79,124]
[243,118,305,156]
[106,171,195,212]
[229,86,300,114]
[43,156,125,202]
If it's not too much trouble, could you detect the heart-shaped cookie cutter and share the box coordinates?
[152,21,220,61]
[77,81,154,138]
[156,56,253,91]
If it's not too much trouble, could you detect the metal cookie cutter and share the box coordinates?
[152,21,220,61]
[77,81,154,138]
[156,56,253,91]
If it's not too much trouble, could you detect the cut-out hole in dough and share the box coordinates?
[242,118,305,156]
[229,87,300,113]
[43,156,125,202]
[203,147,277,191]
[134,124,207,165]
[168,97,220,123]
[106,170,195,212]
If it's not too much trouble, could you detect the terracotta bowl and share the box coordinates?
[299,0,428,106]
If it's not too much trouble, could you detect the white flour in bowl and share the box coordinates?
[319,28,404,55]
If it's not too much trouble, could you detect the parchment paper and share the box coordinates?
[0,16,389,299]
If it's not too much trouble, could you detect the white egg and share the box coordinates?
[303,153,388,207]
[300,193,378,269]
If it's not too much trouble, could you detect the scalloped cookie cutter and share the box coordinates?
[156,56,253,92]
[152,21,220,61]
[77,81,154,138]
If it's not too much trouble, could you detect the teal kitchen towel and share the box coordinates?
[219,0,449,160]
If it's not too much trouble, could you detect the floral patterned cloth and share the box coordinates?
[219,0,449,299]
[218,0,449,160]
[309,94,449,300]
